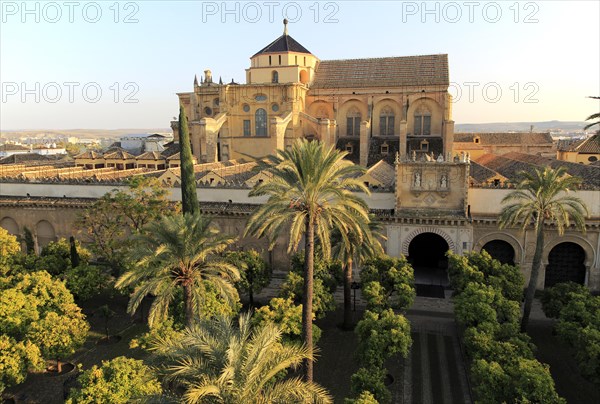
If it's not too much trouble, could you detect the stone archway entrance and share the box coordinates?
[544,242,586,287]
[482,240,515,266]
[408,232,450,291]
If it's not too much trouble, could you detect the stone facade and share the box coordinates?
[172,23,454,166]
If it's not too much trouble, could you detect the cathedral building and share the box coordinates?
[172,20,454,167]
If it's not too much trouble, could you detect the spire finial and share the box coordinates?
[194,75,198,86]
[283,18,288,35]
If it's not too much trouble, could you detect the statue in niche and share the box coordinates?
[440,174,447,188]
[414,172,421,187]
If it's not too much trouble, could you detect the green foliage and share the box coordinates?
[552,288,600,384]
[66,356,162,403]
[129,317,183,351]
[76,176,173,274]
[356,309,411,368]
[244,139,372,381]
[26,310,89,363]
[0,271,89,387]
[499,166,588,331]
[448,250,564,402]
[151,313,332,403]
[447,250,524,300]
[359,255,415,312]
[178,104,199,215]
[70,236,80,267]
[349,367,391,404]
[463,326,534,364]
[0,335,44,394]
[253,297,322,344]
[291,252,343,294]
[11,238,107,300]
[454,282,520,330]
[0,228,21,277]
[471,358,565,404]
[116,212,240,327]
[23,227,35,255]
[345,390,379,404]
[280,271,336,319]
[63,263,111,300]
[540,282,588,319]
[225,249,271,304]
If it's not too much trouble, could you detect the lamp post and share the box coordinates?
[350,281,361,312]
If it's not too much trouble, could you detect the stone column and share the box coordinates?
[399,120,407,158]
[359,120,370,167]
[443,120,455,156]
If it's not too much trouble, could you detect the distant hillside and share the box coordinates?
[455,121,589,133]
[0,129,171,140]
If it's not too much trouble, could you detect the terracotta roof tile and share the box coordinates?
[469,161,501,183]
[136,151,163,160]
[567,134,600,153]
[454,132,553,145]
[311,54,449,89]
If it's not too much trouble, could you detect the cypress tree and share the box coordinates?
[178,104,199,215]
[69,236,80,268]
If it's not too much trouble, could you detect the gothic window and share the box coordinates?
[346,108,361,136]
[269,55,272,66]
[379,107,395,136]
[255,109,267,137]
[243,120,251,136]
[272,71,279,83]
[278,55,282,65]
[414,105,431,136]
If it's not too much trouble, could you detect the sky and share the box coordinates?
[1,0,599,129]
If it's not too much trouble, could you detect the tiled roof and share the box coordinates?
[366,160,395,187]
[0,153,56,165]
[161,143,180,158]
[252,34,312,57]
[74,150,103,159]
[311,54,449,89]
[503,152,600,188]
[475,154,540,181]
[565,134,600,153]
[454,132,553,145]
[476,152,600,188]
[136,151,163,160]
[103,148,136,160]
[469,161,502,183]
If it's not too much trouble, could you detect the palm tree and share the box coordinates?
[245,139,371,382]
[499,166,588,332]
[151,312,332,404]
[332,215,385,329]
[583,96,599,132]
[116,212,240,327]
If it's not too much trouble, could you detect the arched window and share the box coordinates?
[346,108,361,136]
[271,71,279,83]
[255,108,268,136]
[379,107,395,136]
[414,105,431,136]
